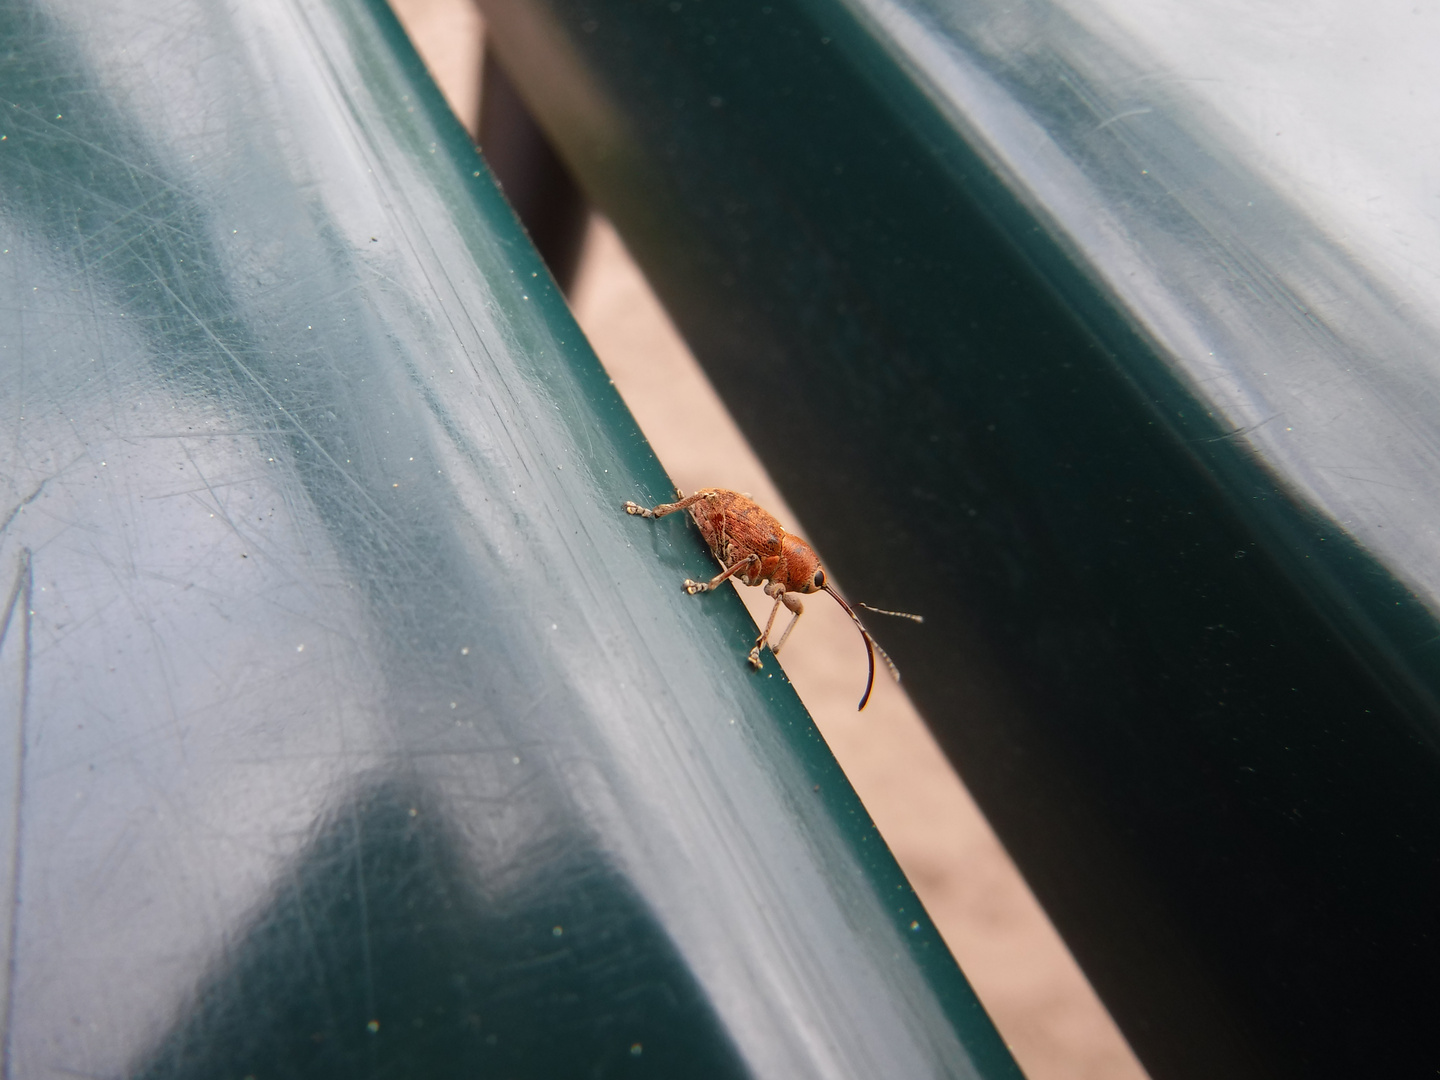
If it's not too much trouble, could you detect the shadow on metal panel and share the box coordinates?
[133,778,747,1080]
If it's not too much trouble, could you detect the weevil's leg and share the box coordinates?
[748,594,786,669]
[684,552,759,595]
[623,489,713,519]
[769,592,805,658]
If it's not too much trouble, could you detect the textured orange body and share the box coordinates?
[624,487,913,710]
[683,488,820,594]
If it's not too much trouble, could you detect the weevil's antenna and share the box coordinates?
[824,584,902,710]
[859,603,924,624]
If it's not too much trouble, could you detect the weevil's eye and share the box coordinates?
[812,569,825,589]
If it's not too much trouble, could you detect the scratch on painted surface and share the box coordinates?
[0,478,53,539]
[0,549,33,1077]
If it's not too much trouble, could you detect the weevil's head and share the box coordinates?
[779,534,894,710]
[780,535,826,594]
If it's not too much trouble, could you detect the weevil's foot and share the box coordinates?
[747,645,764,670]
[623,501,654,517]
[683,579,708,595]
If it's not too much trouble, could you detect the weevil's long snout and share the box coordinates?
[822,584,902,710]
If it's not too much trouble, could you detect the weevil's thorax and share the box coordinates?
[779,535,824,593]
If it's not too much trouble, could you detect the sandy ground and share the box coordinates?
[390,3,1150,1077]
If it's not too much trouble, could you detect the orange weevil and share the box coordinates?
[624,488,921,709]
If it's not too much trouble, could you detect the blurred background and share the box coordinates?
[385,1,1148,1077]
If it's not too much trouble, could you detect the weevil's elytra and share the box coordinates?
[624,488,920,710]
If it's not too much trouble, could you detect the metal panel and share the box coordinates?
[0,0,1019,1076]
[472,0,1440,1075]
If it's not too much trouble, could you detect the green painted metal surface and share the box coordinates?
[0,0,1022,1076]
[472,0,1440,1076]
